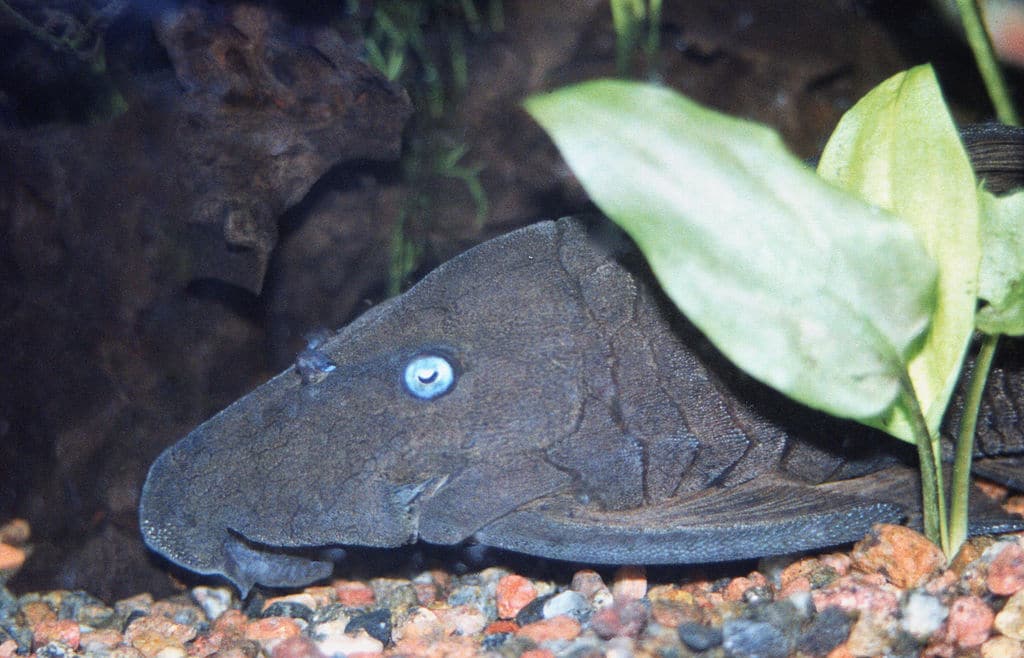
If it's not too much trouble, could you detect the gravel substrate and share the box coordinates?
[5,519,1024,657]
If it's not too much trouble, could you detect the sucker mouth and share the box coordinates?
[222,528,335,597]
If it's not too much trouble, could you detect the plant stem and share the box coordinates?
[949,333,1000,554]
[645,0,662,75]
[950,0,1016,561]
[956,0,1021,126]
[901,378,949,555]
[611,0,640,77]
[488,0,505,32]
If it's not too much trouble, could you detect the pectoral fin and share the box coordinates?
[973,456,1024,491]
[416,451,572,545]
[826,463,1024,536]
[472,476,904,564]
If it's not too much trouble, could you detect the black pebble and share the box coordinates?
[796,606,854,657]
[0,622,31,654]
[745,600,802,629]
[262,601,314,622]
[741,584,775,604]
[482,631,511,650]
[242,592,266,618]
[121,609,148,632]
[888,629,927,658]
[722,619,792,658]
[58,591,107,622]
[171,607,206,628]
[677,621,723,651]
[346,608,392,645]
[313,602,350,624]
[514,593,553,626]
[0,587,14,613]
[34,643,72,658]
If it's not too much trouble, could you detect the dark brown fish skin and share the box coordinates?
[950,330,1024,485]
[954,124,1024,486]
[963,123,1024,195]
[138,127,1024,596]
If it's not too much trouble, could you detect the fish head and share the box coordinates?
[140,220,609,594]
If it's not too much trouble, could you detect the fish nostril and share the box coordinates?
[296,329,338,384]
[296,349,337,384]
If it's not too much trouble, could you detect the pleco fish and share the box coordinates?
[140,213,1024,596]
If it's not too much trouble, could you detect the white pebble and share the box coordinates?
[190,586,233,621]
[315,628,383,656]
[901,592,947,640]
[543,591,590,622]
[153,648,187,658]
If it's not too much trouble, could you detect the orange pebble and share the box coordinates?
[485,620,519,635]
[0,544,25,571]
[989,542,1024,596]
[851,524,945,589]
[32,619,80,650]
[243,616,302,643]
[496,575,537,619]
[516,616,582,643]
[333,580,376,607]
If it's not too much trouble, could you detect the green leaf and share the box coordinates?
[977,187,1024,335]
[525,79,937,420]
[817,64,980,442]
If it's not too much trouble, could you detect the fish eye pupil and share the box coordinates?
[404,354,455,399]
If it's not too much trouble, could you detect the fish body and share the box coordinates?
[140,216,1024,595]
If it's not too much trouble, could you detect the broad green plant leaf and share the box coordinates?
[817,64,980,442]
[526,79,937,420]
[977,188,1024,335]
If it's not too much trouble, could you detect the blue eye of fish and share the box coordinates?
[403,354,455,400]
